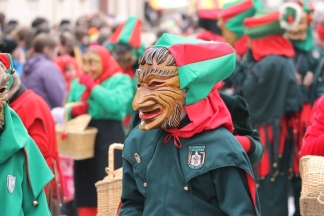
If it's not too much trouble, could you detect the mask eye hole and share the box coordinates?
[0,87,6,94]
[148,81,164,88]
[136,83,141,88]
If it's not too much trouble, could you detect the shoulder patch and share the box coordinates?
[7,175,16,194]
[188,145,206,169]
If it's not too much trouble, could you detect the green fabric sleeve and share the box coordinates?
[212,167,256,215]
[220,92,264,165]
[66,80,80,120]
[90,74,133,113]
[22,160,51,216]
[120,159,145,215]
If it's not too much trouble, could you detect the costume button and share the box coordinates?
[143,182,147,188]
[184,185,189,191]
[319,77,323,82]
[32,200,38,206]
[279,154,283,158]
[256,184,260,188]
[293,129,298,134]
[273,163,278,168]
[271,177,275,182]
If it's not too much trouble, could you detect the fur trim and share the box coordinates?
[279,2,303,31]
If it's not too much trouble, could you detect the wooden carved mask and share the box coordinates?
[133,48,185,130]
[112,43,137,70]
[287,10,309,41]
[82,50,103,80]
[0,62,11,130]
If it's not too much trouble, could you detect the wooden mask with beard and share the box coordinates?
[0,62,11,130]
[133,47,185,130]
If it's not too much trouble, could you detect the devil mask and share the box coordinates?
[133,47,185,130]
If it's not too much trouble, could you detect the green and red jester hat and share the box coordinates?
[219,0,262,39]
[108,16,145,58]
[243,9,295,61]
[218,0,262,57]
[152,33,236,105]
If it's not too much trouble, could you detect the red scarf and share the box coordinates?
[235,35,249,58]
[317,23,324,41]
[196,31,226,42]
[164,83,234,148]
[250,35,295,62]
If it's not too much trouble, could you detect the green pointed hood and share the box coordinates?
[152,33,236,105]
[109,16,145,58]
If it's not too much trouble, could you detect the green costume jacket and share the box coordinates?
[67,73,133,120]
[0,105,53,215]
[121,124,260,215]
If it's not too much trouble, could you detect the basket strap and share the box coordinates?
[108,143,124,173]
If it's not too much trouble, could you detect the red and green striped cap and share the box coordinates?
[244,10,286,39]
[152,33,235,105]
[219,0,262,39]
[109,16,142,49]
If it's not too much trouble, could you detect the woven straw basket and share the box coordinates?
[95,143,124,216]
[56,102,98,160]
[300,156,324,215]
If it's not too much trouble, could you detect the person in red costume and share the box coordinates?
[8,73,64,216]
[301,95,324,157]
[54,55,81,91]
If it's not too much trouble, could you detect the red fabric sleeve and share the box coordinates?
[29,119,50,159]
[235,135,251,153]
[302,96,324,157]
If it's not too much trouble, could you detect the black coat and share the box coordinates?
[74,119,125,207]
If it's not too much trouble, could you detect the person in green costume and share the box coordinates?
[243,8,303,216]
[218,0,262,95]
[120,33,260,216]
[281,2,320,215]
[0,53,53,215]
[108,16,145,129]
[66,45,133,216]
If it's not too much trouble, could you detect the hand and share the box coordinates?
[303,71,314,88]
[79,73,96,90]
[295,73,302,85]
[71,102,89,118]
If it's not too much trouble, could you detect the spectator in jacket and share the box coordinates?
[20,33,66,109]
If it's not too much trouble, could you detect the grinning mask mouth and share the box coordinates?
[132,47,184,130]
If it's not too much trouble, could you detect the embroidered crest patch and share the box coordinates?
[188,145,206,169]
[7,175,16,194]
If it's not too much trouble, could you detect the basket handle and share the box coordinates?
[317,193,324,205]
[108,143,124,173]
[63,102,84,124]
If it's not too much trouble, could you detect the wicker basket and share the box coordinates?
[95,143,124,216]
[56,102,98,160]
[300,156,324,215]
[300,194,324,216]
